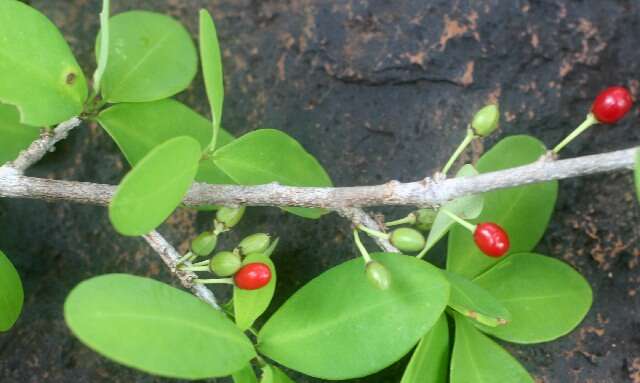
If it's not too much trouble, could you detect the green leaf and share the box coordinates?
[199,10,224,147]
[92,0,110,94]
[234,253,276,330]
[445,271,510,327]
[450,313,533,383]
[0,0,87,126]
[473,253,592,343]
[64,274,255,379]
[258,253,449,380]
[260,364,295,383]
[0,250,23,331]
[109,136,201,235]
[635,149,640,203]
[422,164,484,255]
[447,135,558,278]
[213,129,332,219]
[97,11,197,103]
[233,364,258,383]
[400,314,449,383]
[97,99,234,185]
[0,103,40,165]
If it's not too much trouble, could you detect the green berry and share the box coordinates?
[237,233,271,255]
[389,227,425,253]
[191,232,218,257]
[471,104,500,137]
[209,251,242,276]
[366,261,391,290]
[414,209,437,231]
[216,206,246,229]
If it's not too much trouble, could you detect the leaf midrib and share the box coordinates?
[80,311,248,346]
[260,288,433,346]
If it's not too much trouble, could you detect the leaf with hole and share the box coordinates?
[450,313,533,383]
[473,253,592,343]
[0,103,40,165]
[258,253,449,379]
[447,135,558,278]
[64,274,255,379]
[0,250,23,331]
[97,99,234,185]
[445,271,510,327]
[422,164,484,256]
[213,129,332,219]
[0,0,87,126]
[109,136,201,235]
[234,253,276,330]
[260,364,295,383]
[199,10,224,146]
[400,314,449,383]
[97,11,197,103]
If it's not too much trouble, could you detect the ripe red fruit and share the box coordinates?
[473,222,510,258]
[234,262,272,290]
[591,86,633,124]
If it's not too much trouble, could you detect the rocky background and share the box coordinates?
[1,0,639,382]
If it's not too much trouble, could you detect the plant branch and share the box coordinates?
[0,117,82,175]
[0,147,635,209]
[142,230,219,309]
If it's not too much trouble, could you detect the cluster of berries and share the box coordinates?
[359,85,634,289]
[180,206,273,290]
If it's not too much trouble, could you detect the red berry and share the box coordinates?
[234,262,271,290]
[591,86,633,124]
[473,222,510,258]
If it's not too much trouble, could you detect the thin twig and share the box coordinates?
[0,147,635,208]
[0,117,82,174]
[142,230,219,309]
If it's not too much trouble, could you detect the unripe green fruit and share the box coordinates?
[415,209,437,231]
[237,233,271,255]
[390,227,425,253]
[216,206,246,229]
[471,104,500,137]
[191,232,218,257]
[366,261,391,290]
[209,251,242,276]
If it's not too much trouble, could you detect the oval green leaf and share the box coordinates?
[400,314,449,383]
[260,364,295,383]
[64,274,255,379]
[0,250,23,331]
[97,99,234,185]
[473,253,592,343]
[233,364,258,383]
[422,164,484,256]
[213,129,333,219]
[92,0,110,93]
[447,135,558,278]
[445,271,510,327]
[450,313,533,383]
[234,253,276,330]
[0,103,40,165]
[109,136,201,235]
[0,0,87,126]
[199,10,224,142]
[97,11,197,103]
[257,253,450,379]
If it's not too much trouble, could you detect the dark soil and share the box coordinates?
[1,0,639,382]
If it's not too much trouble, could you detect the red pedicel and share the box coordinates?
[234,262,272,290]
[473,222,510,258]
[591,86,633,124]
